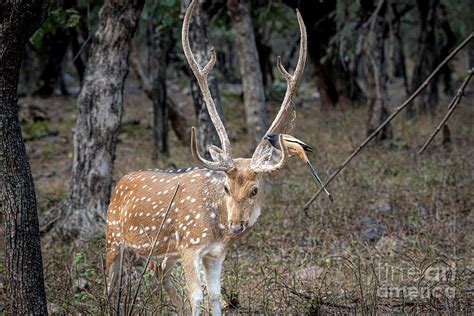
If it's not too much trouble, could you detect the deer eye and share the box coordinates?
[250,187,258,197]
[224,185,229,194]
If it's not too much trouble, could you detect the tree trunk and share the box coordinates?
[255,31,274,88]
[469,45,474,69]
[70,27,87,83]
[150,29,173,159]
[438,4,456,95]
[283,0,339,108]
[216,35,239,84]
[0,0,48,314]
[408,0,440,117]
[227,0,267,150]
[183,0,225,159]
[389,2,409,95]
[34,0,76,96]
[130,48,190,147]
[70,2,94,84]
[34,28,70,96]
[361,0,392,141]
[42,0,144,241]
[168,98,190,146]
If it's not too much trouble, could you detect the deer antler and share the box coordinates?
[183,0,235,172]
[251,134,290,173]
[251,10,307,172]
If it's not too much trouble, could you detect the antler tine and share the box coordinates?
[251,9,307,169]
[191,127,233,171]
[182,0,234,170]
[251,134,289,173]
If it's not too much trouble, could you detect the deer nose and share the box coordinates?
[229,221,245,234]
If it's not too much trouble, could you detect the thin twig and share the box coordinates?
[99,253,109,312]
[418,68,473,155]
[115,242,125,316]
[127,184,180,316]
[303,32,473,211]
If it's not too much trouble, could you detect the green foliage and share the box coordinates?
[73,251,85,266]
[30,7,80,49]
[326,0,361,65]
[21,120,50,139]
[140,0,180,33]
[251,0,294,37]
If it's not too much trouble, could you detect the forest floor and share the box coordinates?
[1,75,473,314]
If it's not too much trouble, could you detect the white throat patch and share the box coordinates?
[248,206,261,227]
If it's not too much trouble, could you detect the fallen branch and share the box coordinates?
[303,32,473,211]
[418,68,473,155]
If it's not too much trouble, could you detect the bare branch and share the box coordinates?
[303,32,473,211]
[418,68,473,155]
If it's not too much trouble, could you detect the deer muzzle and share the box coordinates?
[229,221,247,234]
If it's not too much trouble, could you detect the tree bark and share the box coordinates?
[42,0,144,241]
[0,0,48,314]
[361,0,392,141]
[183,0,225,159]
[408,0,440,116]
[227,0,267,149]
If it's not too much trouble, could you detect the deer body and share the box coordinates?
[106,0,307,314]
[106,161,263,314]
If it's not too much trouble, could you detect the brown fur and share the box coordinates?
[105,160,264,311]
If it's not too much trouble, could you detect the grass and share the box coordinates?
[0,79,473,314]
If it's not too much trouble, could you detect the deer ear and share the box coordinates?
[209,145,224,161]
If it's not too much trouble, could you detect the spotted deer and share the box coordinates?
[105,0,307,314]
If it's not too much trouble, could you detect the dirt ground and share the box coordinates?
[1,72,473,314]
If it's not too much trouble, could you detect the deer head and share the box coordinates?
[182,0,307,234]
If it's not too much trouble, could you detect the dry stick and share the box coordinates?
[303,32,474,211]
[418,69,473,155]
[115,241,125,316]
[127,184,180,316]
[99,254,111,314]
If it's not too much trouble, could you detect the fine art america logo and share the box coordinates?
[376,262,456,299]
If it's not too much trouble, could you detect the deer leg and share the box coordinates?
[202,256,224,316]
[155,258,184,313]
[182,250,203,316]
[105,247,120,297]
